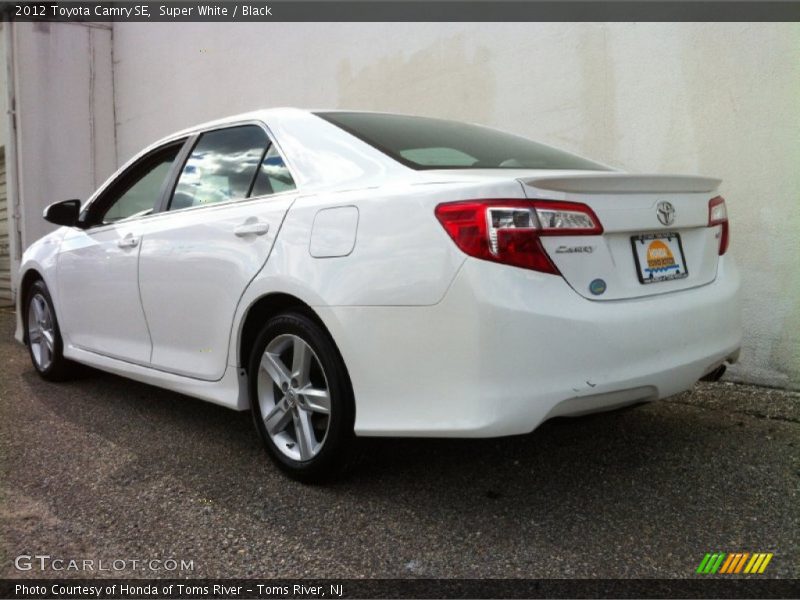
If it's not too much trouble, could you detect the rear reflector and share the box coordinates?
[435,200,603,273]
[708,196,729,255]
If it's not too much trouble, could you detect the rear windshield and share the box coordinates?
[316,112,609,171]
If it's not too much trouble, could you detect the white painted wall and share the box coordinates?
[10,22,800,389]
[110,22,800,390]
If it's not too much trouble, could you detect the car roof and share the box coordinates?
[86,108,415,208]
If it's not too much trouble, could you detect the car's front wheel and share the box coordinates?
[249,311,356,482]
[25,280,74,381]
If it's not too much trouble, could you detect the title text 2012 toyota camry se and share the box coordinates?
[15,109,741,481]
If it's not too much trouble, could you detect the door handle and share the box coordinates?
[234,221,269,237]
[117,234,139,249]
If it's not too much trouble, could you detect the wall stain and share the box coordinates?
[576,25,618,163]
[336,33,495,123]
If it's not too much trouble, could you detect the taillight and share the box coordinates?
[434,200,603,273]
[708,195,729,255]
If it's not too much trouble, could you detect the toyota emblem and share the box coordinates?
[656,201,676,226]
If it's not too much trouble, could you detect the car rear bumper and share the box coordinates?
[319,255,742,437]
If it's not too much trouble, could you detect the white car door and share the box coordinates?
[57,141,188,364]
[137,124,297,381]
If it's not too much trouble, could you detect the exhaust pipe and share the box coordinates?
[700,364,727,382]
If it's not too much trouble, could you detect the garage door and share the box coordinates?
[0,147,12,305]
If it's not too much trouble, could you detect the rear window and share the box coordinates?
[316,112,609,171]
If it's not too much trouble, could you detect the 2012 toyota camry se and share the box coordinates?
[15,109,742,481]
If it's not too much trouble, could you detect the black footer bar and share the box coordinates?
[3,578,800,599]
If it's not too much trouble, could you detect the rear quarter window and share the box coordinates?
[316,112,609,171]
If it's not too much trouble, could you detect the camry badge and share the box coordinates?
[656,201,676,226]
[555,245,594,254]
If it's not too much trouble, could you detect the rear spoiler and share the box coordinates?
[521,174,721,194]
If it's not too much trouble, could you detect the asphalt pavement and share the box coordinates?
[1,308,797,579]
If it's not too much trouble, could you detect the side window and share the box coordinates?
[170,126,267,210]
[251,145,297,196]
[98,146,180,225]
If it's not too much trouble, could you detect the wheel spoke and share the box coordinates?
[300,386,330,414]
[39,335,51,366]
[33,297,45,324]
[293,408,317,460]
[29,329,42,344]
[291,338,312,385]
[41,329,55,352]
[263,397,293,435]
[261,352,291,388]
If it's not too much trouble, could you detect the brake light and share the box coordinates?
[434,200,603,273]
[708,196,729,255]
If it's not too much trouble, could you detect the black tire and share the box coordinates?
[249,311,356,483]
[24,280,75,381]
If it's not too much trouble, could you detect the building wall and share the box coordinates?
[8,22,115,253]
[0,25,11,305]
[11,22,800,389]
[0,24,7,148]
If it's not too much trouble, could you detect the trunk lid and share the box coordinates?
[519,173,723,301]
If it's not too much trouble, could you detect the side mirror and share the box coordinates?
[43,199,82,227]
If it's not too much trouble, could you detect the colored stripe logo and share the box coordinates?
[696,552,773,574]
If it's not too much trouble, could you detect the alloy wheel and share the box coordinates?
[257,334,332,461]
[27,293,56,371]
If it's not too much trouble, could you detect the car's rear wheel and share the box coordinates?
[249,311,356,482]
[25,280,73,381]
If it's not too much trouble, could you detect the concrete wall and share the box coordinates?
[11,22,800,389]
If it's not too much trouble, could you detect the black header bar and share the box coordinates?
[1,1,800,22]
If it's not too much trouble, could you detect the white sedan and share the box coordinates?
[15,109,742,481]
